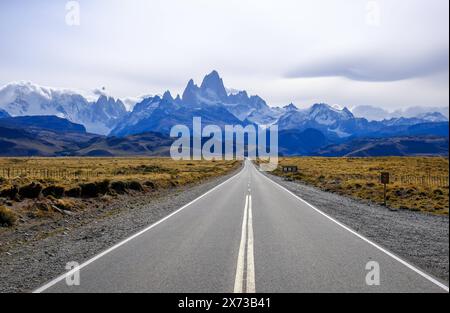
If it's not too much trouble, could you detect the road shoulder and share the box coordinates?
[265,172,449,283]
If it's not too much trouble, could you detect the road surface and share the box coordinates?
[36,160,448,293]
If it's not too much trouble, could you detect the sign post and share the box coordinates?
[380,172,390,206]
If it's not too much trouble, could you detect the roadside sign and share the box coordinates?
[283,166,298,173]
[381,172,390,184]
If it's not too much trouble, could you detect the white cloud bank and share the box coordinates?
[0,0,448,110]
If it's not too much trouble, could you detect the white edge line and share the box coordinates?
[256,167,449,293]
[33,167,243,293]
[233,195,249,293]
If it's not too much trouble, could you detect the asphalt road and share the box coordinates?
[36,160,448,293]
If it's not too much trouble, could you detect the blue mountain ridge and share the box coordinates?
[0,71,448,156]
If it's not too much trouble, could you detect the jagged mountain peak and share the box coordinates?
[309,103,354,120]
[186,79,196,88]
[93,94,127,117]
[310,103,332,111]
[239,90,249,97]
[96,94,124,106]
[284,103,298,111]
[182,79,200,104]
[201,70,222,87]
[163,90,174,102]
[200,70,228,100]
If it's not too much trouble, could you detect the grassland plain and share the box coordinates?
[0,157,240,229]
[270,157,449,215]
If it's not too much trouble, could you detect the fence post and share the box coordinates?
[380,172,390,207]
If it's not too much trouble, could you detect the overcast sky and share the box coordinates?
[0,0,448,110]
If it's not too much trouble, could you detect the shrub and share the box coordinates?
[34,201,52,212]
[144,181,157,190]
[126,181,143,192]
[95,180,110,195]
[79,183,98,198]
[0,186,19,200]
[19,183,42,199]
[0,205,17,227]
[65,187,81,198]
[55,199,76,211]
[111,181,127,194]
[42,185,65,198]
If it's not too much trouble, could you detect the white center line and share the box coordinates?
[233,194,256,293]
[246,195,256,293]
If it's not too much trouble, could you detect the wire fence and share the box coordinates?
[322,173,449,188]
[0,166,167,181]
[1,167,449,188]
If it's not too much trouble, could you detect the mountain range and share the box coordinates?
[0,71,448,157]
[0,82,127,135]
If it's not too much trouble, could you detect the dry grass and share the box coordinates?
[0,205,17,226]
[0,158,241,226]
[270,157,449,215]
[0,157,240,191]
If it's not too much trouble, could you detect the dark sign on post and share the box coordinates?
[283,166,298,173]
[381,172,390,184]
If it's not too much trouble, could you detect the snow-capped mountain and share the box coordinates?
[179,71,283,125]
[277,101,450,139]
[110,71,280,136]
[1,73,448,142]
[277,103,356,138]
[0,82,127,135]
[109,71,449,139]
[89,95,128,134]
[110,94,245,137]
[381,112,448,127]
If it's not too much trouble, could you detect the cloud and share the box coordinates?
[351,104,449,121]
[285,46,449,82]
[392,106,450,119]
[92,87,108,97]
[121,95,152,111]
[351,105,390,121]
[0,0,448,110]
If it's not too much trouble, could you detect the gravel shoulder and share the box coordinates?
[0,167,241,293]
[266,173,449,284]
